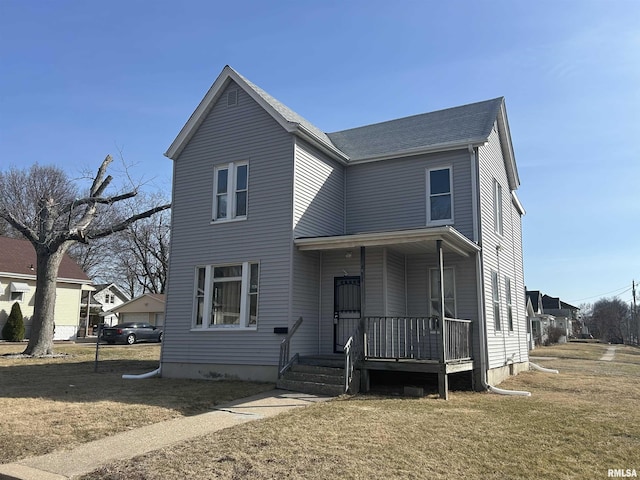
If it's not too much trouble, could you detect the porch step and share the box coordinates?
[277,378,345,397]
[277,357,360,396]
[298,355,345,368]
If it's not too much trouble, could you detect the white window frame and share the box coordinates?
[212,162,249,222]
[429,267,457,330]
[492,270,501,332]
[192,262,259,330]
[494,179,503,236]
[426,166,454,226]
[505,276,514,331]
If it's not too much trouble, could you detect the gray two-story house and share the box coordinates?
[161,65,528,399]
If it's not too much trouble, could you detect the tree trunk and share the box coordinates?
[23,246,66,356]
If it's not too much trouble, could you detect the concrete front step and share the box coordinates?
[290,363,345,377]
[276,378,345,397]
[284,370,344,386]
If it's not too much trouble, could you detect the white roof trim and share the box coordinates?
[511,191,525,215]
[164,66,348,163]
[10,282,30,293]
[295,226,480,257]
[347,138,488,165]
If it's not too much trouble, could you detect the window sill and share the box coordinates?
[426,219,453,227]
[210,217,247,225]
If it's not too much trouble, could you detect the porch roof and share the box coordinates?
[294,226,480,257]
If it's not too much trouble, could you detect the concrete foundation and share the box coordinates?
[486,361,529,386]
[161,362,278,383]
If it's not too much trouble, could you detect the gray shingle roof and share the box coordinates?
[231,68,335,147]
[327,98,504,161]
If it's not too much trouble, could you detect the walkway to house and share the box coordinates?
[599,345,617,361]
[0,390,331,480]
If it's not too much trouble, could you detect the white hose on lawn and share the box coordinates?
[487,385,531,396]
[122,367,161,380]
[530,362,559,374]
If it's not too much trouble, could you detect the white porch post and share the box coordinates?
[437,240,446,363]
[437,239,448,400]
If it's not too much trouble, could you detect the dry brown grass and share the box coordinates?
[80,342,640,480]
[0,342,273,463]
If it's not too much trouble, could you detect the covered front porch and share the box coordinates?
[290,226,481,399]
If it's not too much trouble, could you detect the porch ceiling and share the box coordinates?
[294,226,480,257]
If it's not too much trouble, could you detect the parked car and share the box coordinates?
[100,322,163,345]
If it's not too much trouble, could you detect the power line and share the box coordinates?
[570,284,632,303]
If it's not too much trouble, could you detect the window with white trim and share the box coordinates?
[192,262,259,329]
[492,271,501,331]
[494,179,503,235]
[505,276,514,331]
[429,267,456,328]
[426,167,453,225]
[213,162,248,221]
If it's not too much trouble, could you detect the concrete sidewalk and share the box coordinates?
[0,389,331,480]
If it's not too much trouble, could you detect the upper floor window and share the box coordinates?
[427,167,453,225]
[213,162,248,221]
[193,262,259,329]
[493,179,503,235]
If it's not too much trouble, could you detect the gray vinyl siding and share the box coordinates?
[293,139,345,238]
[163,81,295,367]
[386,249,406,316]
[291,250,320,355]
[405,253,478,322]
[346,150,474,239]
[478,125,527,369]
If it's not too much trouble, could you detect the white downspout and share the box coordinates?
[123,366,161,379]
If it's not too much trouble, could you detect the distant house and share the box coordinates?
[103,293,165,326]
[79,283,131,335]
[527,290,580,345]
[161,66,528,398]
[0,236,92,340]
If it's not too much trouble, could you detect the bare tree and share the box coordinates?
[111,198,171,296]
[71,194,171,297]
[0,157,170,356]
[592,298,630,344]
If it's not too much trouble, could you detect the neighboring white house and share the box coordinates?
[103,293,165,326]
[160,66,528,398]
[79,283,131,335]
[0,236,93,340]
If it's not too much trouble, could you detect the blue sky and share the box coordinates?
[1,0,638,307]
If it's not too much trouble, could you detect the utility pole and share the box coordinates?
[633,280,638,346]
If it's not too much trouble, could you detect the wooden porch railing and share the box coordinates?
[278,317,303,378]
[363,316,472,362]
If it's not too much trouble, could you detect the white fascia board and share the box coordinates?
[165,66,234,160]
[0,272,35,281]
[496,102,520,190]
[511,191,526,215]
[347,138,488,165]
[295,226,480,255]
